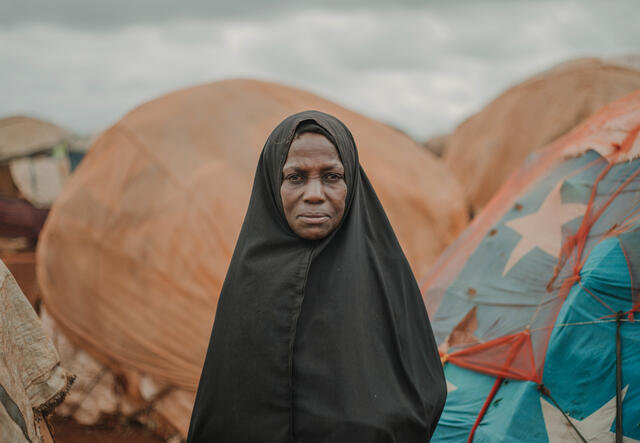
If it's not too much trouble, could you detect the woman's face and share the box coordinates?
[280,132,347,240]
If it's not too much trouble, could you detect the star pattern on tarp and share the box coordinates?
[503,183,586,275]
[540,386,640,442]
[446,379,458,393]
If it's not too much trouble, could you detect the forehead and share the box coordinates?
[283,133,343,170]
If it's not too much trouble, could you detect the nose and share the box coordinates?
[303,178,325,203]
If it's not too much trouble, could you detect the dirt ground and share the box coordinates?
[48,416,166,443]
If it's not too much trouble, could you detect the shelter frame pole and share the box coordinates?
[538,384,588,443]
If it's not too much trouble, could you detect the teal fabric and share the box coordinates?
[431,152,640,442]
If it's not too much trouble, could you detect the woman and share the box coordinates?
[188,111,446,442]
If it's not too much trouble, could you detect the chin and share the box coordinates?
[297,227,330,240]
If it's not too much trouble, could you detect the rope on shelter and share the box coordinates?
[547,162,612,292]
[614,197,640,233]
[528,318,633,333]
[615,311,624,443]
[619,241,635,303]
[537,384,587,443]
[467,377,503,443]
[577,280,617,314]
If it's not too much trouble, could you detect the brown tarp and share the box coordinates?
[0,259,73,442]
[0,116,70,162]
[444,57,640,212]
[37,78,468,435]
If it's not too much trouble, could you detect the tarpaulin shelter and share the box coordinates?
[444,57,640,213]
[0,116,83,210]
[0,116,70,162]
[9,156,71,209]
[36,78,468,436]
[0,117,76,317]
[0,259,73,442]
[424,91,640,441]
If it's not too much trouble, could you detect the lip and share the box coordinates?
[297,213,330,224]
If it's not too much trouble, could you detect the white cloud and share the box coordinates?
[1,2,639,141]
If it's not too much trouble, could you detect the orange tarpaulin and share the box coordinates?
[444,57,640,212]
[37,79,468,435]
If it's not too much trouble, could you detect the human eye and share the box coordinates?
[324,172,344,183]
[286,173,304,184]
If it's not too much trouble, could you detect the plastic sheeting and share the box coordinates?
[9,155,71,208]
[444,57,640,212]
[0,116,70,162]
[0,259,73,442]
[434,238,640,441]
[425,91,640,441]
[36,79,468,436]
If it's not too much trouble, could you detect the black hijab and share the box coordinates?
[187,111,446,442]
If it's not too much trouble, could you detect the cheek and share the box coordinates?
[280,185,300,218]
[330,184,348,216]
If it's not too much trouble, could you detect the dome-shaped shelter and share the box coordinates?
[426,91,640,441]
[445,57,640,213]
[37,79,467,435]
[0,116,70,162]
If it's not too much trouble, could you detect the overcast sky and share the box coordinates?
[1,0,639,141]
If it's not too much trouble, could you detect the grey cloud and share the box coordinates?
[1,1,639,141]
[1,0,426,29]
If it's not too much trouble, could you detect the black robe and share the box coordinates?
[187,111,446,442]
